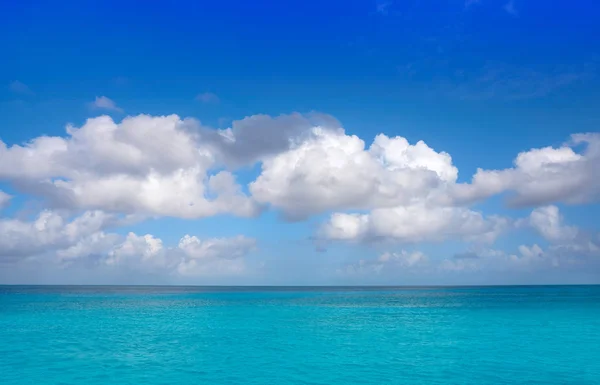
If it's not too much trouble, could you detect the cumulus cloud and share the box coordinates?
[0,204,257,280]
[89,96,123,112]
[525,205,579,243]
[202,112,340,167]
[1,110,599,283]
[4,112,597,224]
[320,204,509,244]
[0,210,120,259]
[57,231,257,278]
[519,205,600,262]
[452,133,600,207]
[442,207,600,274]
[250,126,458,220]
[0,114,258,218]
[336,205,599,283]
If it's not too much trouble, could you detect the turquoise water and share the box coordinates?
[1,286,599,385]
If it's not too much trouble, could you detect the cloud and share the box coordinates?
[196,92,220,104]
[525,205,578,243]
[9,80,34,95]
[89,96,123,112]
[334,204,599,283]
[504,0,518,16]
[320,204,509,244]
[440,207,600,275]
[0,210,120,259]
[250,126,458,220]
[201,112,339,167]
[0,190,10,209]
[452,133,600,207]
[521,205,600,261]
[0,203,257,279]
[0,114,258,218]
[0,110,599,285]
[176,235,256,276]
[58,231,257,278]
[1,112,599,228]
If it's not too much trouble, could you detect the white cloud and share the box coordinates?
[9,80,34,95]
[1,110,599,285]
[452,133,600,207]
[178,234,256,260]
[176,235,256,276]
[0,210,119,259]
[526,205,578,243]
[250,127,457,220]
[441,206,600,274]
[57,231,257,278]
[56,232,122,263]
[5,112,596,225]
[0,114,258,218]
[196,92,220,103]
[320,204,509,244]
[203,112,340,167]
[521,205,600,261]
[89,96,123,112]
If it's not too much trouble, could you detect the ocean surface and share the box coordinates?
[1,285,599,385]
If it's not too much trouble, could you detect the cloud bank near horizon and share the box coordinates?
[1,112,599,284]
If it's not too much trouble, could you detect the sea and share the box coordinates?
[1,285,599,385]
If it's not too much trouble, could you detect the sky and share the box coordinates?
[0,0,599,285]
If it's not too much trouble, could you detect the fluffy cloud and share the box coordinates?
[251,127,457,219]
[320,204,509,244]
[453,133,600,207]
[0,210,119,258]
[525,205,578,243]
[1,111,599,284]
[0,206,257,279]
[59,231,256,278]
[0,115,258,218]
[441,206,600,273]
[3,113,597,224]
[203,112,340,167]
[336,205,599,282]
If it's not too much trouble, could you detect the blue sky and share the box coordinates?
[1,0,599,285]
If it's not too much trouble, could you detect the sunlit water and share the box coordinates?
[1,285,599,384]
